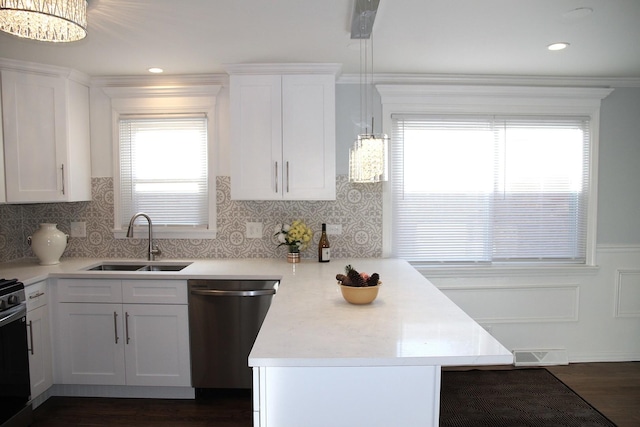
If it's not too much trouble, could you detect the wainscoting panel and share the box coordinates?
[441,284,580,323]
[614,269,640,317]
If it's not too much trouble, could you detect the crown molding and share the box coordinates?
[337,73,640,88]
[0,57,90,85]
[102,84,222,99]
[91,73,229,88]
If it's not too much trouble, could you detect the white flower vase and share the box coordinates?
[27,223,69,265]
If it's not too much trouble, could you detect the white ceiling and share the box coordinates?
[1,0,639,79]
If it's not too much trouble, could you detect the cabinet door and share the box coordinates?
[27,304,53,398]
[282,75,336,200]
[56,303,126,385]
[124,304,190,386]
[230,74,283,200]
[1,70,68,202]
[1,69,91,203]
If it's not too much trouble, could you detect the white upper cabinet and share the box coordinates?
[1,63,91,203]
[228,64,340,200]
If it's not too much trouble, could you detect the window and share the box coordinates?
[119,115,208,230]
[106,85,221,239]
[377,84,613,268]
[391,115,590,264]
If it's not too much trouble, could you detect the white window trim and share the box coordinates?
[377,84,614,274]
[104,85,222,239]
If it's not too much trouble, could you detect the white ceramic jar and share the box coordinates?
[27,223,69,265]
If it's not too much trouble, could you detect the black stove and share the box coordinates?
[0,277,32,427]
[0,278,25,312]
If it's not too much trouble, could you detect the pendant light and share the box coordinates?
[349,0,388,183]
[0,0,87,42]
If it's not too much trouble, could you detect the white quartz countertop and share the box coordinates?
[1,257,513,368]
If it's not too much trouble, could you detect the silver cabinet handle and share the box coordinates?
[275,161,278,193]
[286,161,290,193]
[28,320,34,355]
[125,312,131,344]
[113,311,119,344]
[61,164,65,195]
[29,291,45,299]
[190,289,276,297]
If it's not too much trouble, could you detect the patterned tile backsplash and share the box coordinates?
[0,176,382,263]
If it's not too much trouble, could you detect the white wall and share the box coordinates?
[597,88,640,244]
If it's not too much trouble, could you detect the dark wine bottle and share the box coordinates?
[318,223,330,262]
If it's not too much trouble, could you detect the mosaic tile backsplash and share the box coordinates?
[0,176,382,263]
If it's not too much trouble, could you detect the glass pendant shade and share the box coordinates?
[0,0,87,42]
[348,0,387,183]
[349,133,389,183]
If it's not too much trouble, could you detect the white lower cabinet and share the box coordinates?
[26,280,53,399]
[124,304,190,386]
[56,303,126,385]
[54,279,190,387]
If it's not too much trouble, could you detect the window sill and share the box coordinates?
[411,262,600,278]
[114,228,217,240]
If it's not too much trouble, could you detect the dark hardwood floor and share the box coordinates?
[32,389,253,427]
[547,362,640,427]
[32,362,640,427]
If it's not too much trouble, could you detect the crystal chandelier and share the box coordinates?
[348,0,388,183]
[0,0,87,42]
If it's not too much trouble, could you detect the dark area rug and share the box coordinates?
[440,369,616,427]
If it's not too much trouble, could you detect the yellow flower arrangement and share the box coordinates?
[274,220,314,253]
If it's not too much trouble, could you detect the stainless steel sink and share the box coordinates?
[86,263,147,271]
[84,262,191,272]
[137,264,190,272]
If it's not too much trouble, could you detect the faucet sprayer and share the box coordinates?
[127,212,161,261]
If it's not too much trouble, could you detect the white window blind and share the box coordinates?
[119,115,209,229]
[391,115,590,264]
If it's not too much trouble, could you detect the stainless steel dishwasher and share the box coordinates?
[187,279,278,389]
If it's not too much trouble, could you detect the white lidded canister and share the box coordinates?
[27,223,69,265]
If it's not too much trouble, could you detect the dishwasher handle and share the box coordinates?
[190,288,276,297]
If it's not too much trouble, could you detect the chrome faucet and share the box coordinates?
[126,212,161,261]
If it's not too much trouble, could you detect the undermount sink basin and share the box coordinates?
[85,262,192,272]
[137,264,190,272]
[87,263,148,271]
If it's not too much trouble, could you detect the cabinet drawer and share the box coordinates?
[56,279,123,303]
[122,280,188,304]
[27,280,48,311]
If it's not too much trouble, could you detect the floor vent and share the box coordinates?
[513,349,568,366]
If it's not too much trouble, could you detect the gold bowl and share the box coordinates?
[338,282,381,305]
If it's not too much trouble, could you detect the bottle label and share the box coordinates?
[321,247,331,262]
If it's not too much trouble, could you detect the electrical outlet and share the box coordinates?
[246,222,263,238]
[70,221,87,238]
[326,224,342,235]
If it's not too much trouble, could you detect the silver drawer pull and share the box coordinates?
[28,320,34,355]
[113,311,119,344]
[125,312,131,344]
[29,291,45,299]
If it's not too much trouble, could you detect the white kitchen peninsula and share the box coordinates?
[247,259,513,427]
[1,257,511,424]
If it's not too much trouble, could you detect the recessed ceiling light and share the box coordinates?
[148,67,164,73]
[547,42,570,51]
